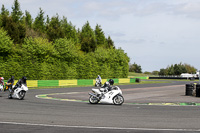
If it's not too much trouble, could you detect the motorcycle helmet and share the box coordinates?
[108,79,114,85]
[22,76,27,81]
[0,77,4,81]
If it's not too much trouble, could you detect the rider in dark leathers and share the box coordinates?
[5,76,14,92]
[13,76,27,90]
[9,76,27,98]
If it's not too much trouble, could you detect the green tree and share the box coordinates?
[61,17,79,44]
[0,5,9,27]
[167,65,174,75]
[46,14,64,41]
[1,0,26,44]
[173,63,187,75]
[0,1,130,79]
[95,24,106,47]
[0,28,14,57]
[184,63,196,74]
[25,10,33,28]
[1,5,9,16]
[106,36,115,49]
[3,16,26,44]
[159,68,167,75]
[53,38,79,63]
[152,71,159,75]
[110,48,129,77]
[80,21,97,53]
[129,62,142,73]
[46,15,50,25]
[144,71,152,75]
[33,8,45,33]
[159,62,195,76]
[22,37,55,62]
[11,0,23,23]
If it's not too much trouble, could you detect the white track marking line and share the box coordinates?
[0,121,199,131]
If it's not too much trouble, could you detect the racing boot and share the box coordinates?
[8,93,12,99]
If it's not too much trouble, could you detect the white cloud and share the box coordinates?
[172,2,200,18]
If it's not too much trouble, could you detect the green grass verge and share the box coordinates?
[128,72,156,77]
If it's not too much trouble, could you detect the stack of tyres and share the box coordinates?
[185,84,194,96]
[196,84,200,97]
[135,78,140,83]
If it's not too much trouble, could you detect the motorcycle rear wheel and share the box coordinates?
[113,95,124,105]
[89,95,99,104]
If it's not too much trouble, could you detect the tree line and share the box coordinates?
[129,62,197,76]
[158,63,197,76]
[129,62,142,73]
[0,0,130,80]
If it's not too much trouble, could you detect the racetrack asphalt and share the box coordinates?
[0,80,200,133]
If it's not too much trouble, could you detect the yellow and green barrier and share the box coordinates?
[4,77,148,88]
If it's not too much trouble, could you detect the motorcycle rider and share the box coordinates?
[0,77,4,91]
[10,76,27,97]
[5,76,14,92]
[102,79,114,91]
[95,75,102,86]
[10,76,27,96]
[13,76,27,90]
[98,79,114,98]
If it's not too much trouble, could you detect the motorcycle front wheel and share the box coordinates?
[113,95,124,105]
[89,95,99,104]
[18,91,26,100]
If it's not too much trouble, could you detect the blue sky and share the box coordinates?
[1,0,200,72]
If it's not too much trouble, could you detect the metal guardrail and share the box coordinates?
[149,77,198,80]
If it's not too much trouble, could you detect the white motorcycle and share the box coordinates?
[8,84,28,100]
[0,84,3,92]
[0,84,4,96]
[89,86,124,105]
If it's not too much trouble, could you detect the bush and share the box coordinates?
[0,30,129,80]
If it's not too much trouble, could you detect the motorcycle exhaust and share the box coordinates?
[89,92,97,98]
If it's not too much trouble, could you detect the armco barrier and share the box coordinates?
[38,80,59,87]
[27,80,38,87]
[59,80,77,86]
[130,78,136,83]
[77,79,93,86]
[119,78,130,84]
[113,79,119,84]
[5,77,147,88]
[149,77,198,80]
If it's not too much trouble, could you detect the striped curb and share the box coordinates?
[36,93,200,106]
[35,93,88,102]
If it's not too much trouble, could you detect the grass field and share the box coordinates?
[128,72,157,77]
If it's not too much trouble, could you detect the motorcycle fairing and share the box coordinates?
[100,90,120,104]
